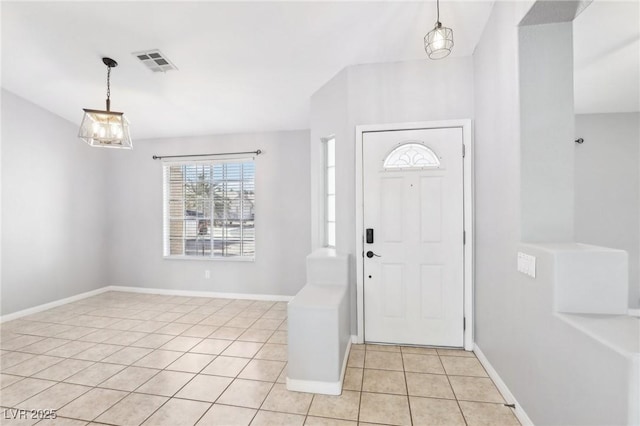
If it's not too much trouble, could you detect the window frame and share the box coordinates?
[322,136,336,248]
[162,157,256,262]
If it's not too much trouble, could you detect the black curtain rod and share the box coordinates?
[152,149,262,160]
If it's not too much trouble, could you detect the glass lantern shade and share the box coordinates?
[424,23,454,60]
[78,108,132,149]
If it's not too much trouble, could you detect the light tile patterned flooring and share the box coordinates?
[0,292,520,426]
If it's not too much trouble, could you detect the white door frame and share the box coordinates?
[355,119,474,350]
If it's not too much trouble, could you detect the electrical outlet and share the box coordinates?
[517,252,536,278]
[205,270,210,279]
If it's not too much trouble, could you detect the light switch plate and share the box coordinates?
[517,252,536,278]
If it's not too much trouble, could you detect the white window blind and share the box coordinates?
[163,159,255,259]
[324,137,336,247]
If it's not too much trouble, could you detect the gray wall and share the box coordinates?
[473,1,529,414]
[520,22,575,242]
[575,112,640,308]
[513,243,630,426]
[473,0,528,351]
[105,130,311,297]
[310,69,349,251]
[1,89,109,314]
[1,91,311,314]
[310,57,474,334]
[474,2,633,424]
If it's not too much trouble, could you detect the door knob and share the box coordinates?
[366,251,381,258]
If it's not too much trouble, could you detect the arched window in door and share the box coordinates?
[383,142,440,169]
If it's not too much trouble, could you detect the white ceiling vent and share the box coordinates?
[133,50,177,73]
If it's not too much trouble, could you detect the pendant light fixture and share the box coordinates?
[78,57,132,149]
[424,0,454,60]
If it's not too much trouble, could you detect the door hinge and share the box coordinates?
[462,144,466,158]
[463,317,466,331]
[463,231,466,245]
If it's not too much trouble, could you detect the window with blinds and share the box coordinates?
[163,160,255,259]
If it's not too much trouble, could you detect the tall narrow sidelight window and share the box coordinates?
[163,159,255,260]
[324,137,336,247]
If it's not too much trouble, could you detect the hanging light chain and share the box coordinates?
[436,0,440,24]
[106,66,111,101]
[105,65,111,111]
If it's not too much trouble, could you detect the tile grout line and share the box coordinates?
[3,292,510,426]
[202,319,283,424]
[357,348,367,424]
[308,393,317,424]
[440,353,470,426]
[2,298,273,423]
[55,354,165,423]
[136,324,273,425]
[7,350,135,414]
[400,347,414,426]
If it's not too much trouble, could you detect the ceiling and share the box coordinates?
[1,1,494,140]
[573,0,640,114]
[3,1,635,140]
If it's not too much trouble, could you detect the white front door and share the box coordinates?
[363,127,465,347]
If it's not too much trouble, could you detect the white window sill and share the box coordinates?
[163,256,255,262]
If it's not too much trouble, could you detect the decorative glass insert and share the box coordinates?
[383,143,440,169]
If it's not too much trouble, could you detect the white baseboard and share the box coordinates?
[108,285,294,302]
[474,344,534,426]
[0,287,110,323]
[340,337,353,385]
[286,376,343,395]
[0,285,294,323]
[628,308,640,318]
[287,336,353,395]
